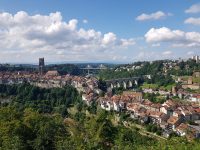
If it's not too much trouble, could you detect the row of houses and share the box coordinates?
[96,90,200,139]
[0,71,101,92]
[143,84,200,104]
[143,88,171,95]
[98,91,142,111]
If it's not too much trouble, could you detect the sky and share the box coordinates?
[0,0,200,63]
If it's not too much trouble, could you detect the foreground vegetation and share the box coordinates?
[0,84,200,149]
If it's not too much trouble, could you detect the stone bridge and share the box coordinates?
[105,77,140,89]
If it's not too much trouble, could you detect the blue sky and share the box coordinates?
[0,0,200,63]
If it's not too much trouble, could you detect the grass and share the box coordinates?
[193,77,200,83]
[141,83,159,90]
[142,83,175,91]
[160,84,175,91]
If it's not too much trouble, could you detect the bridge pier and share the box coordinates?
[106,77,140,90]
[111,83,114,89]
[123,81,127,89]
[135,80,138,85]
[128,81,132,88]
[117,82,121,88]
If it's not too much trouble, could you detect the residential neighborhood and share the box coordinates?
[0,57,200,141]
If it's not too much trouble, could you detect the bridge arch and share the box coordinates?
[105,77,140,89]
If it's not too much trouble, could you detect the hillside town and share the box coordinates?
[0,56,200,140]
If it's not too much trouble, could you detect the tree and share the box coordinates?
[98,78,107,92]
[96,119,117,148]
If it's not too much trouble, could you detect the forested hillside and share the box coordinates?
[0,84,200,149]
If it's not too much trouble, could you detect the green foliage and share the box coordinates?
[87,101,97,114]
[168,60,200,76]
[0,63,81,75]
[119,112,130,122]
[146,74,174,87]
[0,83,80,115]
[98,78,107,92]
[142,83,159,90]
[0,64,37,72]
[99,69,133,80]
[98,61,164,80]
[143,93,166,103]
[0,107,68,150]
[146,124,162,134]
[74,111,86,123]
[98,61,176,91]
[114,126,156,149]
[1,84,200,149]
[45,64,81,75]
[112,87,124,95]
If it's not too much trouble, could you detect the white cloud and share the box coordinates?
[145,27,184,42]
[102,32,117,45]
[83,19,88,24]
[145,27,200,48]
[162,51,172,56]
[184,17,200,26]
[187,51,194,55]
[137,51,156,59]
[112,55,127,61]
[57,50,64,55]
[185,3,200,14]
[152,43,160,47]
[136,11,171,21]
[133,50,176,61]
[120,38,135,47]
[0,11,135,62]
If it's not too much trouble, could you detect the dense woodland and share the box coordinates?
[0,84,200,149]
[0,64,37,72]
[45,64,81,75]
[0,83,80,116]
[99,60,200,80]
[98,59,200,91]
[0,64,81,75]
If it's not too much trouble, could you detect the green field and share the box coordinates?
[141,83,175,91]
[141,83,159,90]
[193,77,200,83]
